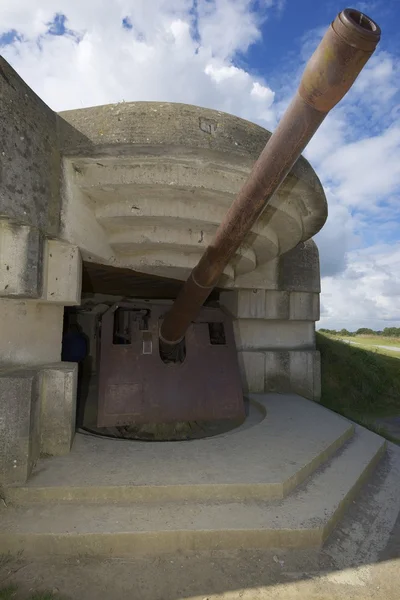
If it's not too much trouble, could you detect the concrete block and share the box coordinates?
[220,289,265,319]
[278,240,321,293]
[0,220,43,298]
[0,369,41,485]
[41,240,82,305]
[237,351,265,393]
[289,292,320,321]
[40,364,78,456]
[264,351,291,393]
[290,351,321,401]
[264,350,321,401]
[221,289,319,323]
[265,291,289,319]
[0,300,63,365]
[0,58,60,236]
[233,319,315,351]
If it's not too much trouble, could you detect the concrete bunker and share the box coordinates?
[0,11,390,560]
[1,57,324,485]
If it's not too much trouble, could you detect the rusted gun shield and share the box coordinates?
[97,301,244,427]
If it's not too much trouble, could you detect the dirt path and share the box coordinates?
[1,543,400,600]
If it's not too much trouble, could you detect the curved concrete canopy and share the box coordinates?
[58,102,327,287]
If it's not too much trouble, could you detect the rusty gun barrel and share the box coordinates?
[160,8,381,348]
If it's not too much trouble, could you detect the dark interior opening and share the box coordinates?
[347,9,376,32]
[209,322,226,345]
[113,308,132,345]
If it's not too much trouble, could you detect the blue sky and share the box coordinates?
[1,0,399,330]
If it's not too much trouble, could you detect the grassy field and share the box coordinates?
[342,335,400,347]
[316,333,400,441]
[339,335,400,358]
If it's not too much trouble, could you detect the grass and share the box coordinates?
[0,587,18,600]
[317,333,400,441]
[0,588,60,600]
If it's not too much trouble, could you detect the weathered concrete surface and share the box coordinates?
[233,239,321,292]
[0,368,41,484]
[58,102,327,286]
[0,425,385,555]
[4,442,398,596]
[278,239,321,292]
[40,363,78,457]
[264,350,321,400]
[237,350,320,400]
[0,300,63,365]
[237,351,266,393]
[5,395,353,503]
[0,219,43,298]
[233,320,315,351]
[220,289,319,321]
[0,220,81,303]
[41,239,82,305]
[0,58,60,235]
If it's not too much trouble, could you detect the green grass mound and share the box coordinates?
[317,333,400,421]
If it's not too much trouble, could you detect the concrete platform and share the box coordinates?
[0,428,385,556]
[0,394,387,556]
[5,394,353,503]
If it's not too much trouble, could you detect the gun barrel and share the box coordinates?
[159,8,381,348]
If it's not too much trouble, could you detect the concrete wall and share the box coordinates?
[0,60,81,485]
[0,300,63,366]
[220,246,321,401]
[0,58,61,235]
[0,363,78,484]
[0,370,41,485]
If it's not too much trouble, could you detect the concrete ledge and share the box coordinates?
[40,363,78,457]
[5,395,352,503]
[233,320,315,351]
[220,289,319,321]
[0,369,41,485]
[0,220,81,305]
[0,220,43,298]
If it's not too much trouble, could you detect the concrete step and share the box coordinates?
[323,442,400,569]
[0,427,385,557]
[4,395,354,505]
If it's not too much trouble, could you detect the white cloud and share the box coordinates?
[318,125,400,207]
[319,243,400,330]
[0,0,277,128]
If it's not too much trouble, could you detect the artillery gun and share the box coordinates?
[94,9,380,438]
